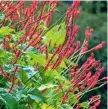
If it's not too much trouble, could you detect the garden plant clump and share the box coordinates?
[0,1,107,109]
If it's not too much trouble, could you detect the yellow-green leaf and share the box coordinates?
[0,26,15,36]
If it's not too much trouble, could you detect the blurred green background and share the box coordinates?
[51,1,107,109]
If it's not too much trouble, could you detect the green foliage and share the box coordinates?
[42,22,66,47]
[18,69,29,83]
[25,52,46,66]
[27,88,46,102]
[0,49,12,64]
[0,92,18,109]
[0,1,107,109]
[80,101,89,108]
[0,14,4,21]
[0,26,15,36]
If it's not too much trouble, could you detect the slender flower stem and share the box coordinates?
[70,82,107,108]
[76,40,85,64]
[61,40,85,76]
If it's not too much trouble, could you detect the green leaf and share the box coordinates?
[53,70,70,84]
[41,103,56,109]
[0,75,8,87]
[0,49,10,57]
[0,93,18,109]
[28,88,46,102]
[18,104,28,109]
[39,20,48,31]
[15,30,25,39]
[62,104,72,109]
[0,49,12,64]
[38,84,57,91]
[25,52,46,66]
[70,96,79,104]
[15,24,21,32]
[59,60,66,68]
[0,14,4,20]
[70,61,75,67]
[5,19,11,26]
[43,89,53,98]
[42,22,66,47]
[80,101,89,108]
[18,68,28,83]
[0,26,15,36]
[14,90,27,101]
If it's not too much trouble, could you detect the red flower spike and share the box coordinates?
[67,25,80,43]
[16,49,22,58]
[22,1,38,17]
[71,0,80,9]
[85,71,91,79]
[94,41,105,50]
[61,92,69,103]
[90,106,96,109]
[0,65,9,79]
[66,0,80,30]
[45,44,48,60]
[44,45,62,70]
[17,80,21,86]
[81,40,88,53]
[14,66,19,73]
[52,56,64,69]
[89,78,99,88]
[89,95,101,102]
[89,99,101,109]
[75,41,80,51]
[45,13,52,26]
[76,103,81,109]
[9,66,19,93]
[85,27,93,41]
[35,62,39,71]
[75,93,81,100]
[94,100,101,107]
[101,77,108,81]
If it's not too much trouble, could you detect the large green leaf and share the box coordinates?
[0,93,18,109]
[42,22,66,47]
[27,88,46,102]
[25,52,46,66]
